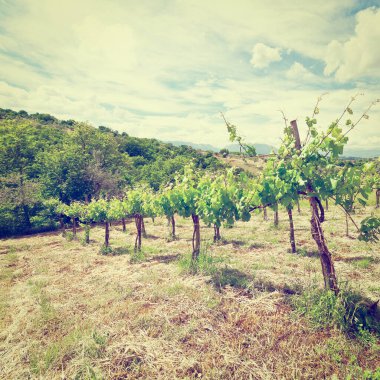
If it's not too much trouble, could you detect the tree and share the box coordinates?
[156,188,178,239]
[197,170,248,242]
[224,97,379,293]
[173,166,203,260]
[123,189,146,252]
[58,202,83,238]
[86,198,122,249]
[78,203,92,244]
[0,119,63,232]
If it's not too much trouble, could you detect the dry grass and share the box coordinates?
[0,199,379,379]
[214,153,267,176]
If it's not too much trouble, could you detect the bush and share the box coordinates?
[219,148,229,158]
[292,282,380,337]
[64,231,74,241]
[99,245,113,255]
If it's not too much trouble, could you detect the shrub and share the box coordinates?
[292,282,380,337]
[219,148,229,158]
[99,245,113,255]
[64,231,74,242]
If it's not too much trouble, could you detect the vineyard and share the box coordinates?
[1,102,380,379]
[1,199,379,379]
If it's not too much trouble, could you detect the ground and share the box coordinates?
[0,198,379,379]
[214,153,267,176]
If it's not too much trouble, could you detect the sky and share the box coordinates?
[0,0,379,150]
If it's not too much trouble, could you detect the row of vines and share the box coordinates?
[49,99,379,296]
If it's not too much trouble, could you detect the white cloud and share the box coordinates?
[286,62,317,82]
[324,7,380,81]
[0,1,378,149]
[250,43,281,68]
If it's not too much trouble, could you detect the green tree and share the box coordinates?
[173,165,204,260]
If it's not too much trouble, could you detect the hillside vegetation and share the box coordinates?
[0,108,222,237]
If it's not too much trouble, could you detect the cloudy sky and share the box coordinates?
[0,0,379,149]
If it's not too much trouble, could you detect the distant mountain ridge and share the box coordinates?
[343,148,380,159]
[166,141,220,152]
[167,140,379,158]
[167,141,276,155]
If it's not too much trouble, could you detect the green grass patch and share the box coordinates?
[130,249,148,263]
[292,282,380,339]
[178,244,227,276]
[29,327,107,377]
[354,257,374,269]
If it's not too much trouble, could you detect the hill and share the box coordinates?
[224,143,277,155]
[0,108,223,237]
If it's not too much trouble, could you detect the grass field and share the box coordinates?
[1,199,379,379]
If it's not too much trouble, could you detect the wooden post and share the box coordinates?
[263,206,268,221]
[134,215,142,252]
[171,215,176,239]
[287,206,296,253]
[192,214,201,260]
[105,221,110,247]
[274,204,279,226]
[290,120,301,151]
[213,224,221,242]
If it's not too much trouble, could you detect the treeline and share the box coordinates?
[0,108,223,237]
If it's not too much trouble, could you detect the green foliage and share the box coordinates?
[172,164,201,219]
[224,99,379,250]
[99,244,113,255]
[362,367,380,380]
[219,148,229,158]
[359,216,380,242]
[178,244,225,275]
[156,188,177,219]
[130,249,147,264]
[197,169,251,229]
[64,231,74,242]
[244,144,257,157]
[292,283,380,336]
[107,198,125,221]
[62,201,83,219]
[333,161,376,212]
[0,108,221,236]
[79,223,91,245]
[124,189,145,216]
